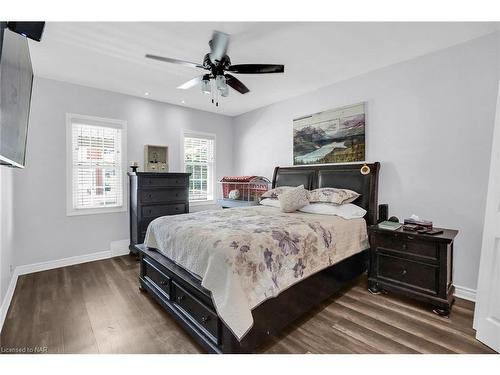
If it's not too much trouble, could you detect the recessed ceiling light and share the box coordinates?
[181,100,185,104]
[144,92,150,96]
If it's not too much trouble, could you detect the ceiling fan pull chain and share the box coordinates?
[211,79,214,103]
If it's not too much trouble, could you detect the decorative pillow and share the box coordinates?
[261,185,302,199]
[278,186,310,213]
[309,187,360,205]
[259,198,281,208]
[299,203,366,219]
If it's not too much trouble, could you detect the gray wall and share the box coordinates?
[233,32,500,291]
[12,77,234,267]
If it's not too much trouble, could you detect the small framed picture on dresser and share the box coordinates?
[144,144,168,172]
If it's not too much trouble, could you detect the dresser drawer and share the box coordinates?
[142,204,186,218]
[376,253,438,294]
[140,189,187,203]
[139,176,188,188]
[143,258,171,298]
[172,281,219,344]
[373,232,438,260]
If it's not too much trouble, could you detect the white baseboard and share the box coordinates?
[15,250,112,276]
[0,239,131,332]
[454,284,477,302]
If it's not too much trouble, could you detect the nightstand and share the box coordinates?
[368,225,458,316]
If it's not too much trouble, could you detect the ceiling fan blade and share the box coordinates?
[177,75,205,90]
[227,64,284,74]
[209,31,230,63]
[145,54,205,69]
[225,74,250,94]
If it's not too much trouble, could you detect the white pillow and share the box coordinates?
[299,202,366,219]
[259,198,281,208]
[278,185,310,213]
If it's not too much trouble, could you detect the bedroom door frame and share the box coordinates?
[473,81,500,353]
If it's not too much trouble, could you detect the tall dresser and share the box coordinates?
[129,172,190,254]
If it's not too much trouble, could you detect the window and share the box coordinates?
[182,132,215,203]
[66,114,127,216]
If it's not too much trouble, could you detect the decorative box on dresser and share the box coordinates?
[129,172,190,255]
[368,225,458,316]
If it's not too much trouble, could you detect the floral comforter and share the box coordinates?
[145,205,368,340]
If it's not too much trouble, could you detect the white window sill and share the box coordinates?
[67,206,127,216]
[189,200,215,207]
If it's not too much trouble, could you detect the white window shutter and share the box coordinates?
[71,122,123,210]
[183,134,215,202]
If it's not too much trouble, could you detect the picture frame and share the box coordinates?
[293,102,366,165]
[144,144,168,172]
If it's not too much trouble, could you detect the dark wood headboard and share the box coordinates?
[272,162,380,225]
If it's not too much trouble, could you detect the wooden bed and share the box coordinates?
[135,162,380,353]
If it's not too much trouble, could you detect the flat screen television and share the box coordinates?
[0,25,34,168]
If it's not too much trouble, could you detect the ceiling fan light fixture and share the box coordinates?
[220,84,229,97]
[215,75,227,91]
[201,78,211,95]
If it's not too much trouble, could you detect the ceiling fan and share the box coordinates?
[145,30,285,106]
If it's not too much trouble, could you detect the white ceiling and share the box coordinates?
[28,22,499,117]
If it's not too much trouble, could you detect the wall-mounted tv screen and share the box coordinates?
[0,26,34,168]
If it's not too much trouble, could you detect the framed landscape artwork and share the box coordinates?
[293,102,366,165]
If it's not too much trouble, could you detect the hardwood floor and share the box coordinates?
[0,255,495,354]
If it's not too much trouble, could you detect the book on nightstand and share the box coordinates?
[377,221,402,231]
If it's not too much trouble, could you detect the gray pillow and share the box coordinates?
[278,185,310,212]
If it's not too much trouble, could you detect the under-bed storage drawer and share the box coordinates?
[172,281,219,344]
[143,258,171,298]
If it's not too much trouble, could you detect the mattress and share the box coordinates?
[145,205,368,340]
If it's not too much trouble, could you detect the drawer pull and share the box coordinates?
[201,315,210,323]
[402,243,407,250]
[177,295,185,303]
[402,269,407,276]
[407,236,414,240]
[160,280,168,286]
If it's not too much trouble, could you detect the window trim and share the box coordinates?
[181,130,216,206]
[66,113,128,216]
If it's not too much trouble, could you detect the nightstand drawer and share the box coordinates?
[373,233,438,260]
[377,253,438,294]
